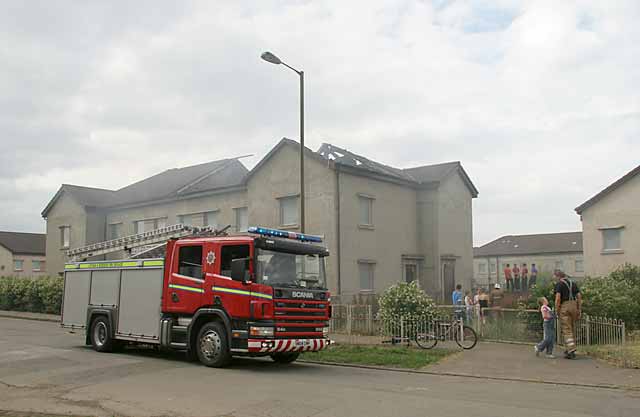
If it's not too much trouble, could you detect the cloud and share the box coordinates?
[0,0,639,247]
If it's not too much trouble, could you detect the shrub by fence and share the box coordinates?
[0,276,63,314]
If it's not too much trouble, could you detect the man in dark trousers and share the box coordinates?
[554,270,583,359]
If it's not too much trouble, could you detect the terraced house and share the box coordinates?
[0,231,47,277]
[42,139,478,301]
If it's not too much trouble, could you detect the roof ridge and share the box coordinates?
[62,184,115,192]
[176,159,235,195]
[575,163,640,214]
[0,231,46,235]
[402,161,460,171]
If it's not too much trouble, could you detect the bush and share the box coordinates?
[378,281,441,322]
[0,276,63,314]
[581,264,640,330]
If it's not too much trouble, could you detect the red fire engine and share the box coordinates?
[61,225,331,367]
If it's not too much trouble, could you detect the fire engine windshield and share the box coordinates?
[255,249,327,289]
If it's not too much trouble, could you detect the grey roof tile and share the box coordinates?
[474,232,583,257]
[0,231,46,255]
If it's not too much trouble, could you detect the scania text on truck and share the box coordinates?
[61,226,331,367]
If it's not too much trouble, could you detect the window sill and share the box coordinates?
[14,270,23,272]
[601,249,624,255]
[359,289,375,294]
[358,224,375,230]
[279,224,299,230]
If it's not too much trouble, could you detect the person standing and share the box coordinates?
[521,263,529,290]
[554,270,582,359]
[513,263,521,292]
[530,263,538,288]
[478,288,490,325]
[452,284,464,320]
[534,297,555,358]
[464,291,474,322]
[504,264,513,291]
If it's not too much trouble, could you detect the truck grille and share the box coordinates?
[273,299,328,338]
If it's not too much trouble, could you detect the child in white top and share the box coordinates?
[534,297,555,358]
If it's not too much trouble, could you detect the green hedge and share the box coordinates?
[0,276,63,314]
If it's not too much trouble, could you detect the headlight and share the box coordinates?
[249,326,274,337]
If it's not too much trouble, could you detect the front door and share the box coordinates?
[209,243,252,319]
[442,260,456,303]
[166,243,204,314]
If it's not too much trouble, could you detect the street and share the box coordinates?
[0,318,638,417]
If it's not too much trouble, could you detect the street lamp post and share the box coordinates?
[261,51,305,233]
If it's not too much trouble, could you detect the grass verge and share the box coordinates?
[300,344,455,369]
[582,343,640,369]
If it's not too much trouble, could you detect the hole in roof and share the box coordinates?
[572,241,577,245]
[334,151,344,157]
[513,244,519,248]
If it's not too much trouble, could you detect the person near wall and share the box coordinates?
[512,263,521,292]
[503,264,513,291]
[452,284,464,319]
[464,291,474,322]
[530,263,538,288]
[490,283,505,320]
[554,270,582,359]
[477,288,490,325]
[521,263,529,291]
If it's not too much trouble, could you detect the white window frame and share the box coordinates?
[177,214,193,226]
[60,226,70,249]
[478,263,487,273]
[358,194,374,228]
[403,261,418,284]
[234,207,249,232]
[489,262,496,273]
[14,259,24,271]
[32,260,44,272]
[134,217,168,234]
[204,210,219,229]
[575,259,584,273]
[108,223,122,240]
[278,195,299,227]
[600,226,623,253]
[358,260,375,292]
[554,260,564,270]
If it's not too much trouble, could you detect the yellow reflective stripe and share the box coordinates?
[213,286,251,296]
[169,284,204,294]
[143,260,164,267]
[212,286,272,299]
[78,261,141,269]
[251,292,273,300]
[65,264,79,269]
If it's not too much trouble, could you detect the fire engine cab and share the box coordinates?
[61,225,331,367]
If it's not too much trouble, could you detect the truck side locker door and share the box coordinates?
[211,243,252,319]
[165,242,204,314]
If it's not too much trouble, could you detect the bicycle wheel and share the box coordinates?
[415,331,438,349]
[455,325,478,350]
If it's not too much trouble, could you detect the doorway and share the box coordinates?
[442,260,456,303]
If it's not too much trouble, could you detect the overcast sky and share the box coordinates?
[1,1,639,246]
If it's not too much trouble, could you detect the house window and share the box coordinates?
[358,195,374,227]
[602,228,622,251]
[220,244,250,280]
[33,260,45,272]
[178,245,203,278]
[403,263,417,284]
[490,263,496,273]
[60,226,70,249]
[575,259,584,273]
[279,196,298,227]
[134,218,167,234]
[108,223,122,240]
[358,261,375,291]
[235,207,248,232]
[478,263,487,273]
[14,260,24,271]
[177,214,193,226]
[204,211,218,229]
[554,260,564,270]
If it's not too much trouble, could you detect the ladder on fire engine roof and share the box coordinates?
[66,224,230,262]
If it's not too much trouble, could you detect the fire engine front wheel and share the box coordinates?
[90,316,113,352]
[270,352,300,364]
[196,322,231,367]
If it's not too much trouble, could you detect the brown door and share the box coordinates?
[442,261,456,303]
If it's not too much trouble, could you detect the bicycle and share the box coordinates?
[415,316,478,350]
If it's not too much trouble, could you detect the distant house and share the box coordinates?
[0,231,47,277]
[42,139,478,301]
[473,232,584,287]
[576,164,640,277]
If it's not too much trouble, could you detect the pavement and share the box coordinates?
[1,316,639,417]
[0,310,60,322]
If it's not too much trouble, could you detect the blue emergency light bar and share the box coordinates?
[247,226,323,243]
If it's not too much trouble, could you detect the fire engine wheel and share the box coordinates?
[196,322,231,367]
[90,316,113,352]
[270,352,300,364]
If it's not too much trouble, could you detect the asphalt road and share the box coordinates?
[1,318,638,417]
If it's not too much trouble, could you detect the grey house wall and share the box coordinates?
[337,170,418,298]
[45,193,89,275]
[437,171,474,297]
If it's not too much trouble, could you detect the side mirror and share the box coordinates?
[231,258,250,283]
